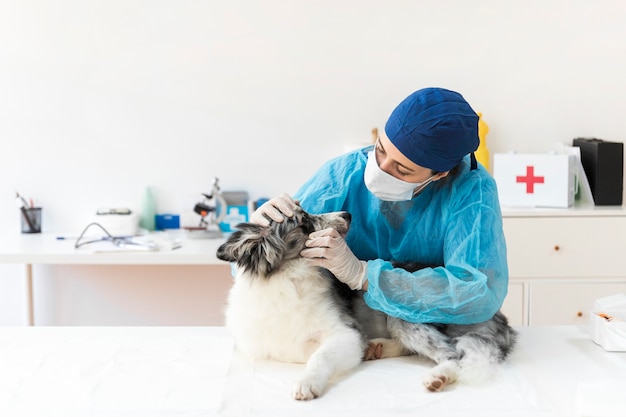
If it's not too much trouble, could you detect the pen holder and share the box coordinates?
[21,207,42,233]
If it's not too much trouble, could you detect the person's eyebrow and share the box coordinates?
[378,140,416,173]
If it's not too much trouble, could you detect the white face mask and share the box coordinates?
[364,151,434,201]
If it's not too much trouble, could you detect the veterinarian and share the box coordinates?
[250,87,508,325]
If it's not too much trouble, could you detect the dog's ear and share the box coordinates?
[215,234,241,262]
[216,223,267,262]
[216,223,282,276]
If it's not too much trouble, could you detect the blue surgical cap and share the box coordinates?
[385,87,480,172]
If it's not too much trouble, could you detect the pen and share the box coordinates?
[21,207,35,231]
[15,190,29,209]
[16,190,36,231]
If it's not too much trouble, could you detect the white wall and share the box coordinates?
[1,0,625,325]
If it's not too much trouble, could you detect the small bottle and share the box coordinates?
[140,187,156,232]
[476,112,490,172]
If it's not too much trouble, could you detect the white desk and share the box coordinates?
[0,233,227,325]
[0,325,623,417]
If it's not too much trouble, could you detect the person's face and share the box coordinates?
[375,134,449,183]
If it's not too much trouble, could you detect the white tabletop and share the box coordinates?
[0,232,228,265]
[0,326,233,417]
[0,325,624,417]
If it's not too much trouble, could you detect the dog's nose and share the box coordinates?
[340,212,351,222]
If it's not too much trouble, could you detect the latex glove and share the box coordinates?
[301,228,367,290]
[249,193,298,226]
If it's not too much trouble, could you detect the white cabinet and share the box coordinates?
[501,206,626,326]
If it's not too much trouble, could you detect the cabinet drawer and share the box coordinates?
[528,281,626,325]
[503,217,626,277]
[501,282,525,326]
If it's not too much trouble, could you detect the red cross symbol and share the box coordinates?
[516,166,545,193]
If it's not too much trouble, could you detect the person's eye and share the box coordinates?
[375,144,385,155]
[397,168,411,177]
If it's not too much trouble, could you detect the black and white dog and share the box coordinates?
[216,206,517,400]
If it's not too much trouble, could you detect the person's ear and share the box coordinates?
[432,171,449,181]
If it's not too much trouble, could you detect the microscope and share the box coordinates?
[192,177,227,238]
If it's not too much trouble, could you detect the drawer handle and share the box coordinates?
[577,311,583,317]
[553,245,560,251]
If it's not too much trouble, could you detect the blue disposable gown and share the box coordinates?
[294,146,509,325]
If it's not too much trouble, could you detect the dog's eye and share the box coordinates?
[298,215,316,234]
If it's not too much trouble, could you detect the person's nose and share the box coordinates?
[378,156,394,175]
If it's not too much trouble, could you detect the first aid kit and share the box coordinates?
[493,153,577,208]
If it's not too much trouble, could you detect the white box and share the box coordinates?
[493,153,577,208]
[92,213,140,236]
[590,294,626,352]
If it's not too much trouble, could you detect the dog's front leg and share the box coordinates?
[292,329,364,400]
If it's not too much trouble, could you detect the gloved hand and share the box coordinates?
[249,193,298,226]
[301,228,367,290]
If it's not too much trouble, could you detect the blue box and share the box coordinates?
[155,214,180,230]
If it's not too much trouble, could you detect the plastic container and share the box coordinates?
[590,293,626,352]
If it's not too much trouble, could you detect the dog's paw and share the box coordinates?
[292,380,322,401]
[422,361,459,392]
[366,337,407,360]
[423,374,448,392]
[364,341,383,360]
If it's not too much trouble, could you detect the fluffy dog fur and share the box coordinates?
[216,206,517,400]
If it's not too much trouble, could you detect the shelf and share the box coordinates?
[502,204,625,218]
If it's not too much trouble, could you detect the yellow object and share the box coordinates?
[476,112,490,171]
[371,127,378,144]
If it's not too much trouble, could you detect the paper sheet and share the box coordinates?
[561,144,595,206]
[577,379,626,417]
[219,354,552,417]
